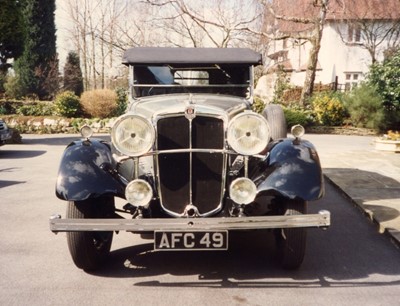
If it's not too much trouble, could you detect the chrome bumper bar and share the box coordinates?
[50,210,330,233]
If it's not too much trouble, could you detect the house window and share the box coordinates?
[348,24,361,43]
[344,72,362,90]
[283,38,288,49]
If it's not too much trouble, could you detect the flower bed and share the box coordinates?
[374,131,400,153]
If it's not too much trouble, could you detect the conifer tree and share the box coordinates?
[0,0,24,92]
[63,51,84,96]
[14,0,58,99]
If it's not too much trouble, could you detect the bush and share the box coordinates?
[311,93,347,126]
[16,102,54,116]
[80,89,117,118]
[4,75,24,99]
[113,87,128,116]
[343,84,386,130]
[54,91,82,118]
[252,97,266,114]
[283,107,313,128]
[367,49,400,111]
[367,49,400,129]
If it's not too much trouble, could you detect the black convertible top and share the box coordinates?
[122,47,263,66]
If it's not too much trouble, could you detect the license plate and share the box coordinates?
[154,230,228,251]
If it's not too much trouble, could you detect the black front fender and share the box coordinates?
[252,139,324,201]
[55,138,125,201]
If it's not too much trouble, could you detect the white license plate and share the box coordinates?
[154,230,228,251]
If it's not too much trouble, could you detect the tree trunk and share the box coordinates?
[299,0,328,106]
[299,37,320,105]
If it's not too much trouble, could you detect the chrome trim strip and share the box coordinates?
[132,84,249,88]
[50,210,331,232]
[189,117,193,206]
[141,148,266,160]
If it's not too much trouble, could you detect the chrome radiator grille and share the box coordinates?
[156,115,225,216]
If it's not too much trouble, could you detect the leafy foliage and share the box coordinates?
[283,106,314,128]
[343,84,386,130]
[272,68,292,105]
[311,93,347,126]
[368,49,400,111]
[252,97,266,114]
[113,88,128,116]
[54,91,81,118]
[16,102,55,116]
[4,75,24,99]
[367,49,400,129]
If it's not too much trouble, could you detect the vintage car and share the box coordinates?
[50,47,330,271]
[0,119,12,146]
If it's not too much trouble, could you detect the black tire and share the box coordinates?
[263,104,287,141]
[66,197,114,271]
[275,199,307,270]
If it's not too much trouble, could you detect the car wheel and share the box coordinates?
[66,197,114,271]
[262,104,287,140]
[275,199,307,269]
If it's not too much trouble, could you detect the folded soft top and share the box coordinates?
[122,47,263,66]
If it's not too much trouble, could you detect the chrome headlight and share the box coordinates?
[229,177,257,205]
[112,114,155,156]
[291,124,305,138]
[125,179,153,208]
[227,112,270,155]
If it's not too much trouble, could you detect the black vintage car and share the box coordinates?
[50,47,330,271]
[0,119,12,146]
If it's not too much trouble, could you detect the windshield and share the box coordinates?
[131,64,251,98]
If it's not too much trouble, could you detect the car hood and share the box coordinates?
[129,94,250,121]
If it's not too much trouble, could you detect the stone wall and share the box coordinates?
[2,115,115,134]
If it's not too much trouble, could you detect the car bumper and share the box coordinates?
[50,210,330,233]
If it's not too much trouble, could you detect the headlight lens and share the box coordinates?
[291,124,305,138]
[112,114,155,156]
[80,125,93,139]
[227,113,270,155]
[125,179,153,207]
[229,178,257,205]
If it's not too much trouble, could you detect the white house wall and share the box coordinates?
[276,21,390,89]
[318,22,372,86]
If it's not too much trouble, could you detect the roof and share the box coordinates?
[327,0,400,20]
[269,0,400,33]
[122,47,263,66]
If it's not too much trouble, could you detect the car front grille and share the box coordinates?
[156,115,225,216]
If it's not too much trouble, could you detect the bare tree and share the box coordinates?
[66,0,90,89]
[145,0,262,48]
[255,0,329,106]
[62,0,264,90]
[65,0,132,90]
[331,0,400,64]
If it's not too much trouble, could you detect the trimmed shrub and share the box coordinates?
[343,84,386,130]
[16,102,54,116]
[283,107,313,128]
[54,91,82,118]
[80,89,117,118]
[311,93,347,126]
